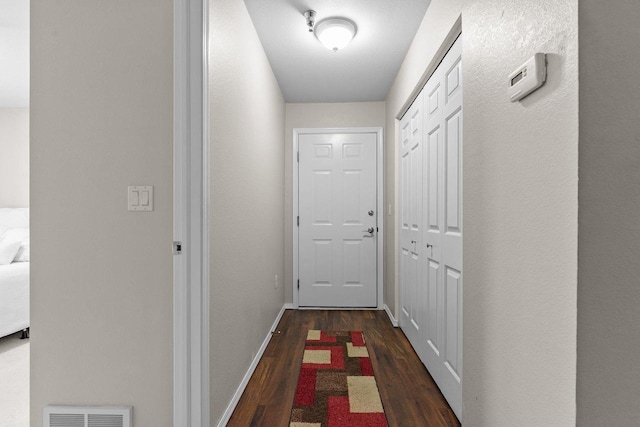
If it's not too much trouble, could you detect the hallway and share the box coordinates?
[228,310,460,427]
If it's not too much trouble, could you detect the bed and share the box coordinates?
[0,208,30,339]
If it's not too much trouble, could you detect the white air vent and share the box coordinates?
[44,406,132,427]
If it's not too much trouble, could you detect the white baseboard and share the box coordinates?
[216,303,288,427]
[384,304,399,327]
[296,306,382,311]
[286,302,386,311]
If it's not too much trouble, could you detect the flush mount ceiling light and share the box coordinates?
[312,16,357,52]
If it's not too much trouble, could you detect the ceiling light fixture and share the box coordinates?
[312,16,357,52]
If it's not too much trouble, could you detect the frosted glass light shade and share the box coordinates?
[314,18,357,52]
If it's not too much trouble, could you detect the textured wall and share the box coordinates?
[31,1,173,425]
[577,1,640,425]
[0,108,29,207]
[209,0,286,423]
[462,1,578,424]
[284,102,386,305]
[387,0,579,424]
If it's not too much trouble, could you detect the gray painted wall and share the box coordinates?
[577,1,640,425]
[284,102,386,304]
[209,0,286,422]
[0,108,29,207]
[387,0,579,424]
[31,1,174,425]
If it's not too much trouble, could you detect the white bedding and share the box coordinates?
[0,208,29,228]
[0,262,29,338]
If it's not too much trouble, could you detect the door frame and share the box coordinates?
[174,0,210,426]
[292,127,384,309]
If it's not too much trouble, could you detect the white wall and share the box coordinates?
[0,108,29,207]
[209,0,285,422]
[386,0,578,424]
[284,102,386,304]
[462,1,578,424]
[577,1,640,425]
[31,1,173,425]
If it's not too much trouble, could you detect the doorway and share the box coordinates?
[0,1,30,426]
[293,128,384,308]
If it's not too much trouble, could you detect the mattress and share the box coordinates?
[0,262,30,338]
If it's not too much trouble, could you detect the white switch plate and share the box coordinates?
[128,186,154,211]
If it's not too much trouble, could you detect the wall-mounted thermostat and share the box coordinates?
[508,53,546,102]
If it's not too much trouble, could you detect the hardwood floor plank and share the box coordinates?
[227,310,460,427]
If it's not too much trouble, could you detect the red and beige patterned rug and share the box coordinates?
[289,330,388,427]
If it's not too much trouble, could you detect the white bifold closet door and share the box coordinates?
[399,88,424,349]
[399,35,463,420]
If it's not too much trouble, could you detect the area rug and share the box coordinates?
[289,330,388,427]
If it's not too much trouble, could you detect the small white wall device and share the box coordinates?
[508,53,546,102]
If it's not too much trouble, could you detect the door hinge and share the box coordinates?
[297,216,300,226]
[173,241,182,255]
[377,227,379,233]
[297,152,299,162]
[297,279,300,289]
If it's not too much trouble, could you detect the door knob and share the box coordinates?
[363,227,374,234]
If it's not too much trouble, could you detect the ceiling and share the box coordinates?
[244,0,430,103]
[0,1,429,107]
[0,0,29,108]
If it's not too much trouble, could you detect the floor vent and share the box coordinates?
[44,406,132,427]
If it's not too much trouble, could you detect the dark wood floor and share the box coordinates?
[228,310,460,427]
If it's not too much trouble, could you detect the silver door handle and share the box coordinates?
[363,227,374,234]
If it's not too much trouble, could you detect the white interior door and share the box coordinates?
[423,36,463,418]
[399,35,463,420]
[298,132,378,307]
[399,94,424,352]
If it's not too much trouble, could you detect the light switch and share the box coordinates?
[140,190,149,206]
[128,186,154,211]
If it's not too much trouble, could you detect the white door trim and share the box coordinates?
[292,127,384,310]
[174,0,210,426]
[395,15,462,121]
